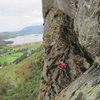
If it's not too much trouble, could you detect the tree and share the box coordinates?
[3,62,7,66]
[0,62,2,66]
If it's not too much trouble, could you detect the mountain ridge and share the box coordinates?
[5,25,43,34]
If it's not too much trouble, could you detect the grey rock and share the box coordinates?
[38,0,100,100]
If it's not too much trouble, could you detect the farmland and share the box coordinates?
[0,42,42,66]
[0,42,44,100]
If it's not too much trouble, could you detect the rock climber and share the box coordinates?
[59,60,70,79]
[59,60,71,80]
[59,61,66,70]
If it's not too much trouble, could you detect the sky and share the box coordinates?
[0,0,43,32]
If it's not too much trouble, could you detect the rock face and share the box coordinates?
[55,65,100,100]
[38,0,100,100]
[74,0,100,57]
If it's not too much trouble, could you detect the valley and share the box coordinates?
[0,42,43,100]
[0,42,42,66]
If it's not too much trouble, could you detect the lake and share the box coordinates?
[5,34,43,45]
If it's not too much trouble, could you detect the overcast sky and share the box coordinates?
[0,0,43,32]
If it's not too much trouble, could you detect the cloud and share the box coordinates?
[0,0,43,32]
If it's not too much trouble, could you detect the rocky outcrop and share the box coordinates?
[42,0,100,58]
[74,0,100,58]
[38,0,100,100]
[55,65,100,100]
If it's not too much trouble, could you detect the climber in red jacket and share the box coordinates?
[59,61,66,69]
[59,60,71,80]
[59,60,70,79]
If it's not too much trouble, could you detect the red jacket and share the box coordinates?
[59,64,66,69]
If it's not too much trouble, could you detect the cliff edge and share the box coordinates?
[38,0,100,100]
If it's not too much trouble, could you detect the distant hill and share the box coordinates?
[0,33,13,46]
[0,32,7,37]
[0,33,9,40]
[5,25,43,34]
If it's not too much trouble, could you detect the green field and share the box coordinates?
[0,42,43,100]
[0,42,42,66]
[0,52,23,65]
